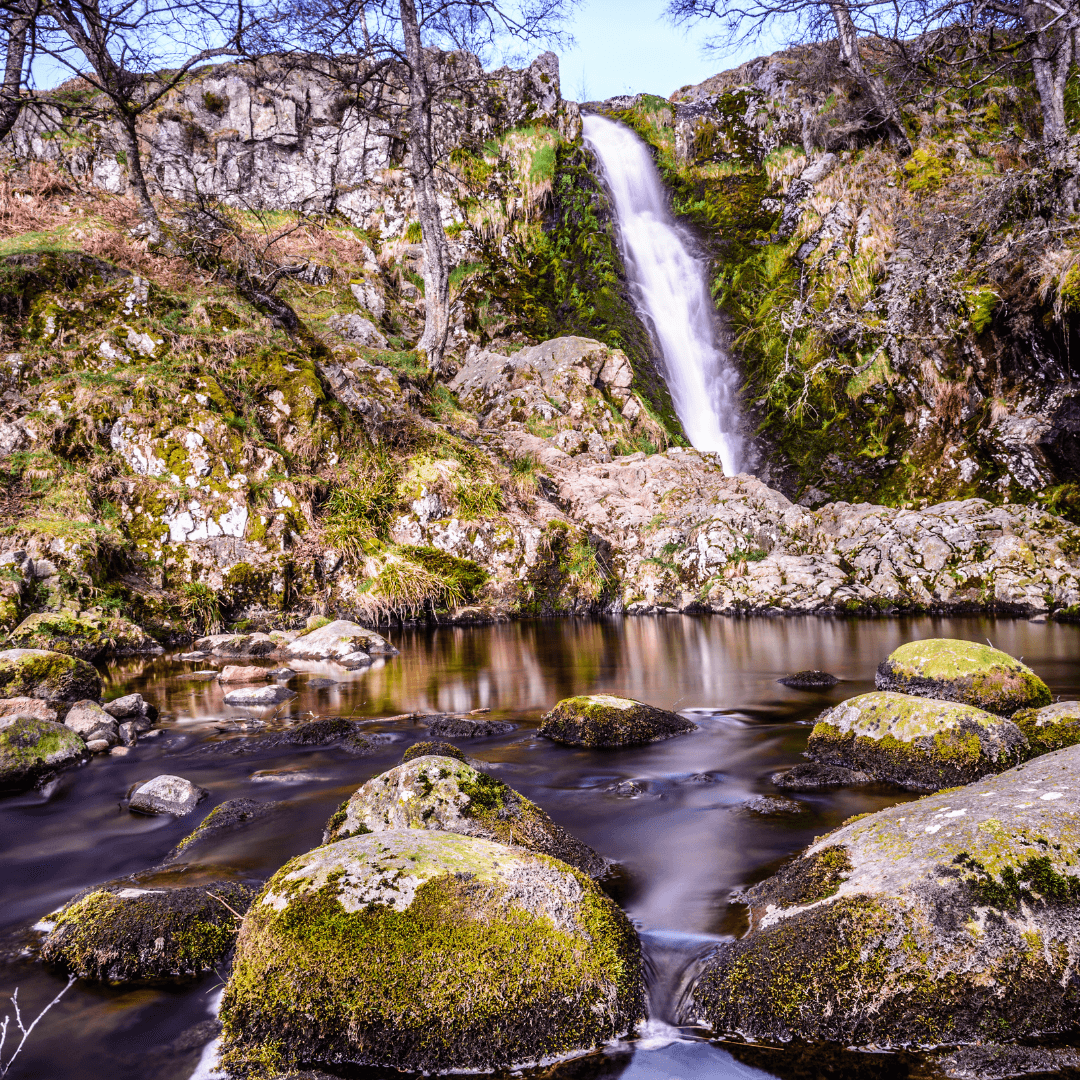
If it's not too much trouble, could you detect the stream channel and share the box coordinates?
[2,614,1079,1079]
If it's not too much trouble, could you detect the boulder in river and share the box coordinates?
[401,739,466,764]
[0,648,102,704]
[779,670,839,689]
[1012,700,1080,756]
[0,716,87,791]
[223,685,296,707]
[129,775,208,816]
[690,744,1080,1049]
[323,756,606,877]
[41,873,257,981]
[218,665,269,684]
[426,714,514,738]
[771,762,875,789]
[807,691,1029,791]
[220,830,643,1074]
[875,638,1051,715]
[284,619,398,662]
[193,632,277,657]
[540,695,694,748]
[165,799,282,864]
[102,693,157,724]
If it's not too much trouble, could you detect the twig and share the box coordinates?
[205,891,246,923]
[0,975,77,1076]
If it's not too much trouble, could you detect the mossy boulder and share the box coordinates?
[8,610,161,661]
[323,756,606,877]
[0,716,87,791]
[164,799,282,864]
[690,744,1080,1049]
[41,872,257,981]
[220,830,644,1074]
[807,691,1029,792]
[876,639,1051,716]
[540,694,694,748]
[0,648,102,703]
[1012,701,1080,756]
[401,739,467,764]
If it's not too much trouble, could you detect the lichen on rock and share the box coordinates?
[540,694,694,747]
[875,638,1051,715]
[219,830,644,1074]
[0,715,87,791]
[1012,700,1080,756]
[323,756,606,877]
[0,648,102,703]
[807,690,1029,791]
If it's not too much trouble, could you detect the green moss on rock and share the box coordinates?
[1012,701,1080,756]
[539,694,695,748]
[0,715,87,791]
[876,639,1051,716]
[0,648,102,702]
[220,830,643,1075]
[41,876,257,981]
[323,757,605,877]
[400,739,467,764]
[807,691,1029,791]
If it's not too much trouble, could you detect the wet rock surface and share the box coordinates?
[875,638,1051,715]
[425,714,515,738]
[324,756,606,877]
[40,872,257,981]
[692,745,1080,1049]
[195,717,374,756]
[779,670,839,688]
[222,685,296,707]
[807,691,1029,791]
[128,775,209,816]
[0,715,87,791]
[164,799,282,864]
[540,695,695,748]
[219,830,643,1074]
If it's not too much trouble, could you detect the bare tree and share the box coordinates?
[279,0,576,370]
[667,0,913,152]
[0,0,33,141]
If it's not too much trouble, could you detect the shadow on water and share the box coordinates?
[3,614,1080,1079]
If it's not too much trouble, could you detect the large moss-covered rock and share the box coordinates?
[0,648,102,703]
[323,756,606,877]
[876,639,1051,715]
[41,872,257,981]
[0,715,87,791]
[690,744,1080,1049]
[220,830,644,1074]
[807,691,1029,792]
[540,694,694,747]
[8,610,162,660]
[1012,701,1080,756]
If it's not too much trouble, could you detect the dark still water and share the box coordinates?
[2,615,1078,1080]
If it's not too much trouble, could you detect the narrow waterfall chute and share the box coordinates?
[582,114,743,476]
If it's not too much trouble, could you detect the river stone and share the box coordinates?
[690,744,1080,1049]
[1012,700,1080,756]
[401,739,466,764]
[0,697,57,721]
[193,632,278,657]
[0,716,87,791]
[223,685,296,707]
[285,619,398,661]
[426,714,515,738]
[219,830,644,1075]
[195,717,373,756]
[40,874,257,981]
[64,700,119,743]
[323,756,606,877]
[164,799,282,864]
[103,692,156,721]
[807,691,1029,792]
[875,638,1051,715]
[779,670,839,689]
[219,665,269,684]
[540,695,695,748]
[771,762,876,789]
[0,648,102,703]
[129,774,209,816]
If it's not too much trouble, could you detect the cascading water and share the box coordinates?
[582,114,743,476]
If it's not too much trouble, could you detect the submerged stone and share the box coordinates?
[323,756,606,877]
[771,762,875,789]
[691,744,1080,1049]
[0,716,87,791]
[540,695,695,748]
[165,799,282,864]
[220,830,644,1074]
[876,638,1051,715]
[1012,700,1080,756]
[779,670,839,689]
[41,873,257,981]
[426,714,514,738]
[807,691,1029,792]
[0,648,102,704]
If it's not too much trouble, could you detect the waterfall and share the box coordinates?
[582,114,743,476]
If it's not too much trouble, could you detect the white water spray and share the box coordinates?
[582,114,742,475]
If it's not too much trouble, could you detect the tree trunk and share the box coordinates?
[116,112,162,237]
[0,4,29,143]
[828,0,912,154]
[399,0,451,371]
[1022,0,1074,158]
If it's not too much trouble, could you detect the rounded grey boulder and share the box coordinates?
[129,775,209,816]
[223,685,296,707]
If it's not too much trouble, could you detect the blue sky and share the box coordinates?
[551,0,767,101]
